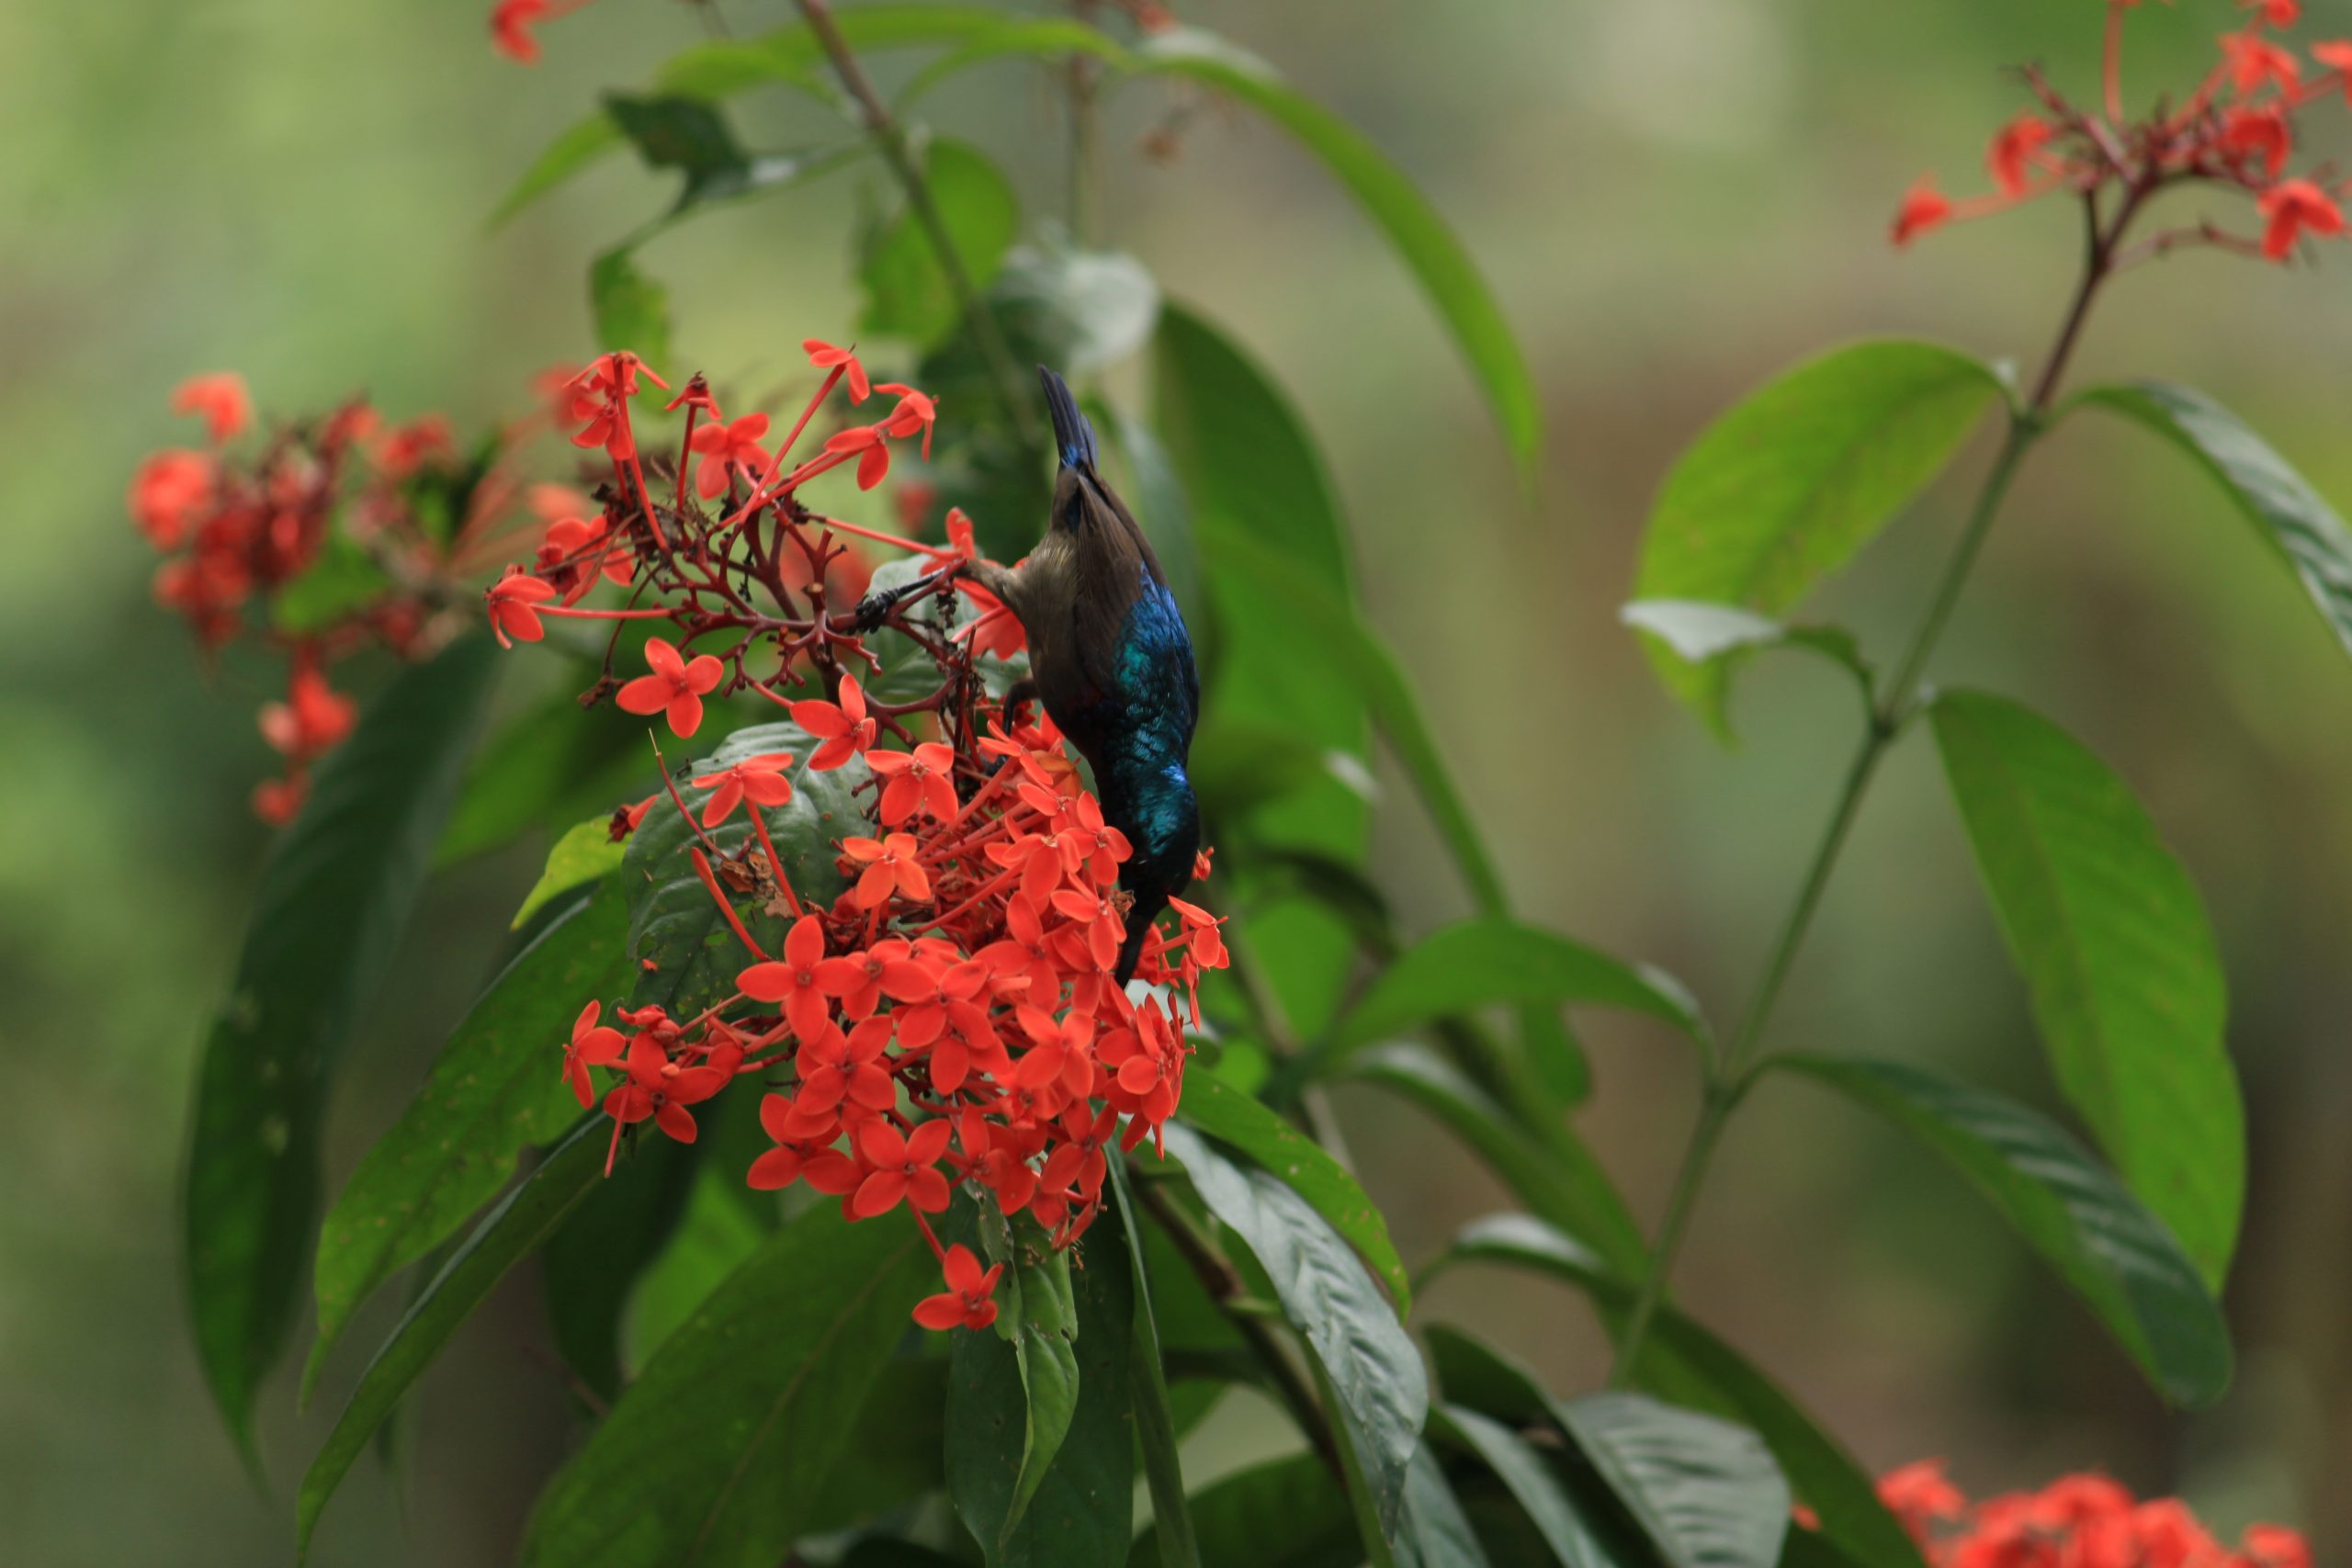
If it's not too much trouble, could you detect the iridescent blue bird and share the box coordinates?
[864,367,1201,982]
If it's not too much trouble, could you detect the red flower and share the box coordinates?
[253,774,308,826]
[486,570,559,648]
[1985,113,2052,197]
[1877,1460,1964,1544]
[2222,29,2301,95]
[258,667,357,759]
[737,914,842,1043]
[566,352,668,461]
[793,1017,898,1116]
[912,1243,1002,1331]
[803,338,872,403]
[2257,177,2345,259]
[792,673,877,769]
[617,637,725,738]
[1892,177,1953,247]
[171,372,252,445]
[491,0,551,63]
[692,751,795,828]
[2312,39,2352,102]
[843,832,932,907]
[876,384,938,462]
[561,1000,626,1109]
[2243,1524,2312,1568]
[866,741,958,826]
[850,1118,953,1217]
[689,413,772,499]
[748,1091,859,1190]
[2222,106,2293,178]
[536,513,632,602]
[604,1031,736,1145]
[2243,0,2300,27]
[128,449,216,549]
[374,415,453,478]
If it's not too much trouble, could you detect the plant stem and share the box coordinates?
[1606,188,2136,1387]
[792,0,1038,443]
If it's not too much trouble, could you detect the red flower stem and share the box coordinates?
[675,403,701,517]
[691,846,774,962]
[913,866,1021,935]
[2102,1,2125,124]
[749,810,804,916]
[772,365,846,468]
[537,604,676,622]
[909,1208,949,1265]
[803,514,935,554]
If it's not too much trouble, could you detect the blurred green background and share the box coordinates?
[6,0,2349,1562]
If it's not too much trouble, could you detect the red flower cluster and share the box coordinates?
[127,374,501,822]
[1895,0,2352,264]
[481,342,1007,746]
[1847,1460,2310,1568]
[561,705,1227,1327]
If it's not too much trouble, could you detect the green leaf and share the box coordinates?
[1154,301,1365,1033]
[1634,340,2007,733]
[300,1116,609,1559]
[2077,379,2352,663]
[1160,1122,1428,1535]
[1430,1215,1926,1568]
[1393,1443,1494,1568]
[1345,1044,1646,1272]
[1557,1393,1790,1568]
[1430,1404,1614,1568]
[1618,600,1871,716]
[948,1200,1135,1565]
[862,138,1021,349]
[1330,918,1703,1055]
[1174,1074,1410,1316]
[516,1204,933,1568]
[620,1158,769,1371]
[541,1129,700,1403]
[185,636,499,1461]
[273,531,391,635]
[304,884,633,1398]
[1127,1452,1357,1568]
[1775,1054,2232,1406]
[605,93,745,201]
[491,5,1004,226]
[1928,689,2241,1287]
[589,246,672,370]
[1111,1157,1201,1568]
[1131,28,1541,488]
[513,818,629,930]
[799,1356,951,1536]
[623,721,865,1020]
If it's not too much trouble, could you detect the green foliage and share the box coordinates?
[1775,1055,2231,1406]
[1109,1158,1201,1568]
[1160,1122,1428,1538]
[862,137,1021,349]
[1557,1393,1790,1568]
[589,246,672,369]
[1928,689,2240,1286]
[541,1127,701,1404]
[184,636,499,1461]
[511,818,628,930]
[273,531,392,634]
[1127,1453,1356,1568]
[516,1205,933,1568]
[300,1117,609,1558]
[1430,1404,1620,1568]
[1634,340,2007,732]
[304,883,632,1395]
[2077,379,2352,660]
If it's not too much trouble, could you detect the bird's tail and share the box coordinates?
[1038,365,1099,472]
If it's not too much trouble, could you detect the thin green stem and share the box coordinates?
[792,0,1038,444]
[1606,183,2140,1387]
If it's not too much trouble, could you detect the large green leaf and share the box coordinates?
[299,1116,608,1559]
[1430,1404,1615,1568]
[1775,1054,2232,1406]
[541,1128,701,1403]
[1329,917,1703,1056]
[1155,302,1365,1033]
[1430,1215,1926,1568]
[1160,1122,1428,1537]
[1634,340,2006,732]
[1393,1444,1494,1568]
[861,137,1020,350]
[184,635,500,1460]
[2077,379,2352,662]
[304,884,633,1397]
[1111,1157,1201,1568]
[1175,1075,1410,1316]
[1928,689,2240,1287]
[589,246,672,370]
[623,720,864,1019]
[1558,1393,1790,1568]
[1128,1453,1357,1568]
[1345,1043,1646,1272]
[512,818,628,930]
[948,1198,1134,1565]
[798,1356,951,1536]
[491,5,1005,226]
[516,1204,933,1568]
[1128,28,1540,488]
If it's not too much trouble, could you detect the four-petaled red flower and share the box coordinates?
[866,741,958,826]
[792,672,877,769]
[737,913,844,1043]
[617,637,725,738]
[258,667,357,759]
[851,1119,954,1217]
[561,1000,626,1109]
[486,570,559,648]
[876,383,938,462]
[913,1244,1002,1331]
[1891,177,1951,247]
[2221,28,2300,95]
[843,832,932,907]
[604,1031,740,1149]
[692,751,796,828]
[2258,177,2344,258]
[802,338,872,403]
[129,450,215,550]
[1984,113,2052,197]
[689,412,773,498]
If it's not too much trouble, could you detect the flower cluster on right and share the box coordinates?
[1844,1461,2309,1568]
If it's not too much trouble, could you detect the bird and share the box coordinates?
[865,366,1200,984]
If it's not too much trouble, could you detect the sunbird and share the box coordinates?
[860,366,1202,983]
